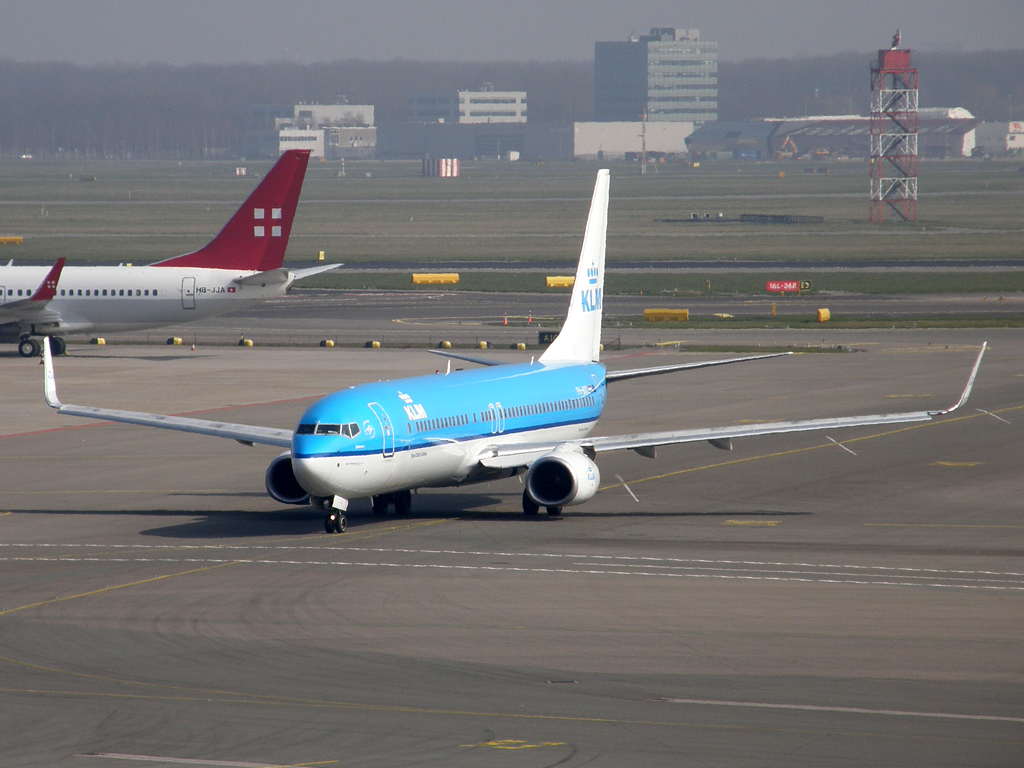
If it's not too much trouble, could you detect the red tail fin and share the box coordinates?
[152,150,310,271]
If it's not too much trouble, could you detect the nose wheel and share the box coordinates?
[325,511,347,533]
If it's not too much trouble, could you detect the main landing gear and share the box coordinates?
[17,336,65,357]
[522,491,562,518]
[18,338,40,358]
[371,490,412,516]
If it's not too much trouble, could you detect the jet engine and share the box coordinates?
[525,448,601,508]
[265,452,310,505]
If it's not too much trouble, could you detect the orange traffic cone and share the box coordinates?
[504,315,507,325]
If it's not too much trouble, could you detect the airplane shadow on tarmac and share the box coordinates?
[14,495,810,540]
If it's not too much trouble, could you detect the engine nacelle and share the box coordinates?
[265,452,310,505]
[525,448,601,508]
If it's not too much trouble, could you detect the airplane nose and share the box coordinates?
[291,455,335,497]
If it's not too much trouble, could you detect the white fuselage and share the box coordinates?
[0,265,291,335]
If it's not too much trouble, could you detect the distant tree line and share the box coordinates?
[1,51,1020,159]
[719,50,1024,122]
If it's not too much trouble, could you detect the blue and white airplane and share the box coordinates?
[42,170,987,533]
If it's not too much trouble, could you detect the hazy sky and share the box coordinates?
[1,0,1020,64]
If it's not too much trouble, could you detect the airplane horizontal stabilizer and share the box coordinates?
[428,349,503,367]
[0,258,66,322]
[231,263,342,288]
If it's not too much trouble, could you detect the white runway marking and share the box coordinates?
[659,697,1024,724]
[3,544,1024,592]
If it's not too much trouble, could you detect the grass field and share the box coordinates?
[2,157,1023,297]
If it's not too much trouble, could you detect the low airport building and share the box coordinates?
[408,86,528,124]
[971,121,1024,156]
[686,108,981,160]
[376,121,572,160]
[245,103,376,159]
[573,121,695,160]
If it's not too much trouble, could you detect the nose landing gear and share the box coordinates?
[325,511,347,533]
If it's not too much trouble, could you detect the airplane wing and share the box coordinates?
[41,338,292,448]
[477,343,987,470]
[0,258,65,323]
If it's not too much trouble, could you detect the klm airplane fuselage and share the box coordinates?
[291,361,606,498]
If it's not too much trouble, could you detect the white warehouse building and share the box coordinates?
[573,121,695,160]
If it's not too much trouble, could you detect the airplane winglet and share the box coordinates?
[929,342,987,416]
[31,258,65,302]
[42,337,63,409]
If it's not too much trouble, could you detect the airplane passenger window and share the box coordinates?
[86,290,90,296]
[102,290,107,296]
[60,290,65,296]
[136,290,141,296]
[78,290,82,296]
[119,290,124,296]
[153,290,158,295]
[145,290,150,296]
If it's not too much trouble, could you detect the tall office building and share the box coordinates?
[595,28,717,123]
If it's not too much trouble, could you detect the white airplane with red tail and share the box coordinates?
[1,149,335,356]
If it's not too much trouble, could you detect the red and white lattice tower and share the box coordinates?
[869,37,918,222]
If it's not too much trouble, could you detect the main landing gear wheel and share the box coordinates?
[18,338,41,358]
[371,495,390,516]
[394,490,412,516]
[48,337,67,356]
[325,511,347,533]
[546,506,563,517]
[522,491,539,516]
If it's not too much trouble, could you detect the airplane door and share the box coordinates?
[367,402,395,458]
[489,402,505,435]
[181,277,196,309]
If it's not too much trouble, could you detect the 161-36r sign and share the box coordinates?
[767,280,811,293]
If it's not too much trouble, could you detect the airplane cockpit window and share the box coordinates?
[315,424,341,435]
[341,423,360,438]
[296,423,316,435]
